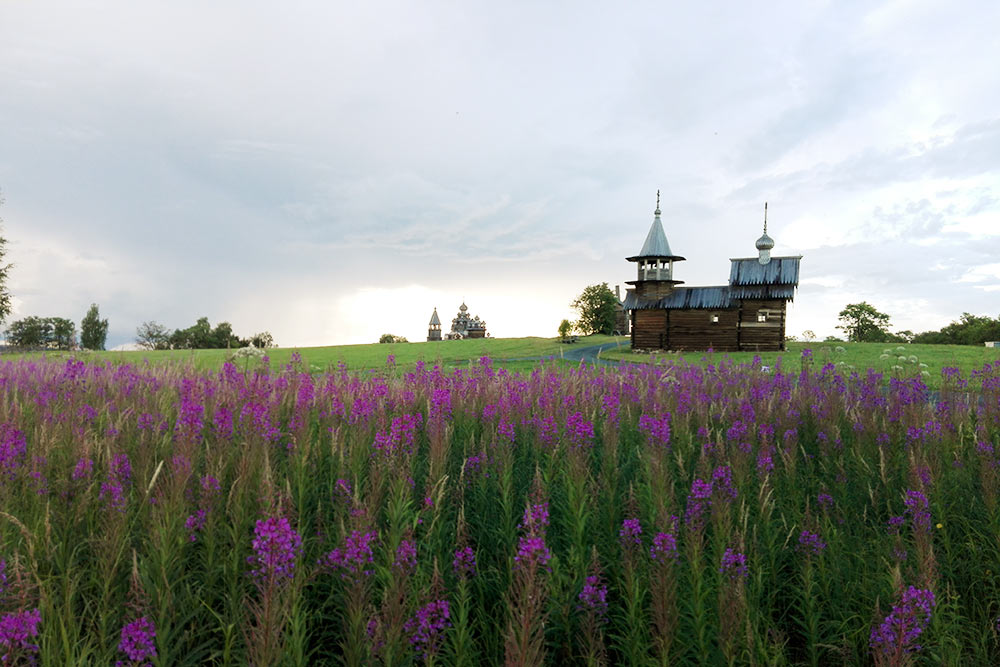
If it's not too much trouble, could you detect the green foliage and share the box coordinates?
[557,319,573,340]
[571,283,618,336]
[168,317,243,349]
[0,191,11,326]
[836,302,893,342]
[4,315,76,349]
[135,320,171,350]
[80,303,109,350]
[913,312,1000,345]
[378,333,408,344]
[248,331,276,348]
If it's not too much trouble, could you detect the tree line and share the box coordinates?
[836,301,1000,345]
[135,318,274,350]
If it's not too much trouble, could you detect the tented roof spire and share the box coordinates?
[628,190,685,261]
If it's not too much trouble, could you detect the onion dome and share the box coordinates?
[756,202,774,265]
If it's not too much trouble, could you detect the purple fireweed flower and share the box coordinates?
[453,546,476,579]
[185,509,207,542]
[690,478,713,500]
[394,539,417,573]
[200,475,221,495]
[0,424,28,480]
[248,516,302,584]
[817,493,834,510]
[870,587,936,656]
[497,418,516,443]
[71,457,94,481]
[520,502,550,534]
[116,616,157,665]
[638,412,672,448]
[514,535,552,570]
[720,548,749,580]
[321,530,377,582]
[756,450,774,475]
[136,413,155,430]
[650,532,679,563]
[711,465,738,500]
[619,518,642,547]
[684,478,713,530]
[334,478,352,503]
[110,452,132,483]
[0,608,41,660]
[797,530,826,557]
[577,575,609,621]
[566,411,595,449]
[903,490,932,533]
[404,599,450,658]
[100,481,128,512]
[887,515,905,535]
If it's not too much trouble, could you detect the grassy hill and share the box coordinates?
[1,335,627,373]
[4,336,998,389]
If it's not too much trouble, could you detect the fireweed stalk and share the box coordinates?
[448,542,477,666]
[870,586,936,666]
[718,546,749,665]
[577,552,609,666]
[504,496,552,666]
[795,529,827,667]
[245,514,302,666]
[649,527,679,664]
[615,516,650,664]
[320,528,378,666]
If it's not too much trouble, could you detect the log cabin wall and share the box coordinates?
[666,309,740,351]
[736,299,786,351]
[632,310,668,349]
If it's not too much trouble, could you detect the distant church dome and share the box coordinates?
[756,202,774,265]
[459,302,468,313]
[755,232,774,251]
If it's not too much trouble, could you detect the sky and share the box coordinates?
[1,0,999,349]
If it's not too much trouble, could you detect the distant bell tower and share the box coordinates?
[427,308,442,341]
[756,202,775,265]
[625,190,686,299]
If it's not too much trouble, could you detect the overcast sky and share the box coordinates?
[2,0,998,348]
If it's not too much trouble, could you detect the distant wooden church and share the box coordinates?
[624,194,801,352]
[427,303,488,341]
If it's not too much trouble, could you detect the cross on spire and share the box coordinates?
[763,201,768,234]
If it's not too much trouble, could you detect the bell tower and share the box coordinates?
[625,190,686,299]
[427,308,442,341]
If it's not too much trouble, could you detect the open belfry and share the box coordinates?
[623,193,801,351]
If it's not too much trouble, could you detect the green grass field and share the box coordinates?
[1,335,625,373]
[602,340,1000,389]
[4,336,998,390]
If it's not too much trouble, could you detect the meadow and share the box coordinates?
[1,348,999,664]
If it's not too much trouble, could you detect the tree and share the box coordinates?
[50,317,76,349]
[4,315,75,349]
[557,319,573,341]
[5,316,50,347]
[247,331,275,349]
[571,283,618,336]
[379,334,408,344]
[836,302,893,342]
[135,320,170,350]
[0,191,11,327]
[80,303,109,350]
